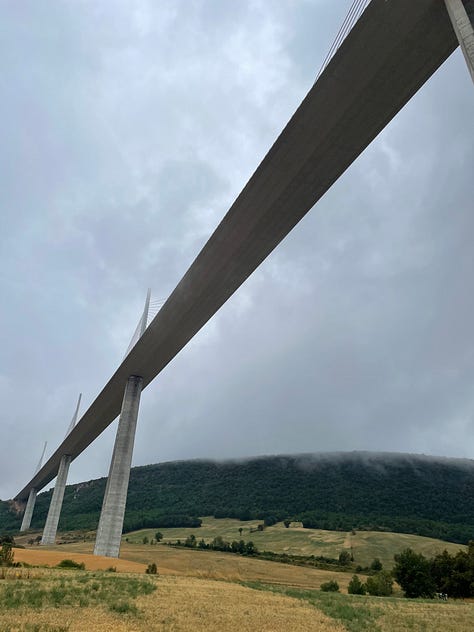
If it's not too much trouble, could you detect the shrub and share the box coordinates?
[0,543,14,567]
[338,551,351,566]
[321,580,339,592]
[348,574,366,595]
[370,557,383,571]
[146,563,158,575]
[109,600,139,615]
[366,571,393,596]
[56,559,85,570]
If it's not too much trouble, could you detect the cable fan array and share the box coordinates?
[316,0,371,81]
[123,293,165,360]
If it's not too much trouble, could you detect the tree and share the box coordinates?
[370,558,383,571]
[155,532,163,542]
[0,543,14,567]
[245,541,257,555]
[185,534,197,548]
[142,536,149,544]
[393,549,436,598]
[365,571,393,596]
[348,574,366,595]
[338,550,351,566]
[431,550,455,594]
[320,580,339,592]
[238,527,243,537]
[283,519,291,528]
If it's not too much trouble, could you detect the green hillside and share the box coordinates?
[1,452,474,543]
[124,516,467,569]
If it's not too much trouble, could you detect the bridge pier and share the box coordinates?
[445,0,474,82]
[20,489,37,532]
[40,394,81,545]
[94,375,143,558]
[40,455,72,545]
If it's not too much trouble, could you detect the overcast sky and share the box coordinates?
[1,1,473,501]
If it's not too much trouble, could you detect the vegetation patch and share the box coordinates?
[0,571,156,615]
[55,559,85,570]
[243,581,381,632]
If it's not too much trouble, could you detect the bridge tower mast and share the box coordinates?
[19,441,47,532]
[40,394,82,545]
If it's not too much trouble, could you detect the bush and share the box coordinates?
[348,574,366,595]
[109,600,139,615]
[0,543,14,567]
[56,559,85,570]
[366,571,393,596]
[338,551,352,566]
[320,580,339,592]
[145,563,158,575]
[370,558,383,571]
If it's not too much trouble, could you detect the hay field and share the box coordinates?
[0,570,345,632]
[6,543,474,631]
[12,547,146,573]
[35,540,352,590]
[124,517,466,568]
[251,583,474,632]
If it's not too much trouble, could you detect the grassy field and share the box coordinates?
[0,568,345,631]
[246,582,474,632]
[7,520,472,630]
[1,559,474,631]
[122,516,466,569]
[26,541,353,591]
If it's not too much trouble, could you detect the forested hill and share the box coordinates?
[2,452,474,543]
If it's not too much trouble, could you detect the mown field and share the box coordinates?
[122,516,466,569]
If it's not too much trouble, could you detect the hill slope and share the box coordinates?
[2,451,474,543]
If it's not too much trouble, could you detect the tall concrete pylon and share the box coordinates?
[19,441,47,532]
[445,0,474,82]
[41,394,82,545]
[94,290,150,558]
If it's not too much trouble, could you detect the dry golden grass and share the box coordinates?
[0,571,345,632]
[50,540,352,590]
[375,598,474,631]
[138,575,345,631]
[13,547,146,573]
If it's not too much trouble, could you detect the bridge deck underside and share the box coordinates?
[16,0,457,501]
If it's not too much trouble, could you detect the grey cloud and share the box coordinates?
[1,2,473,500]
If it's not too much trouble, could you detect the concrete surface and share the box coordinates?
[93,375,143,557]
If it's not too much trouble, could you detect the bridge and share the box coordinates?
[13,0,474,556]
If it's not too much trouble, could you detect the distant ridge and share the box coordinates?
[2,451,474,543]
